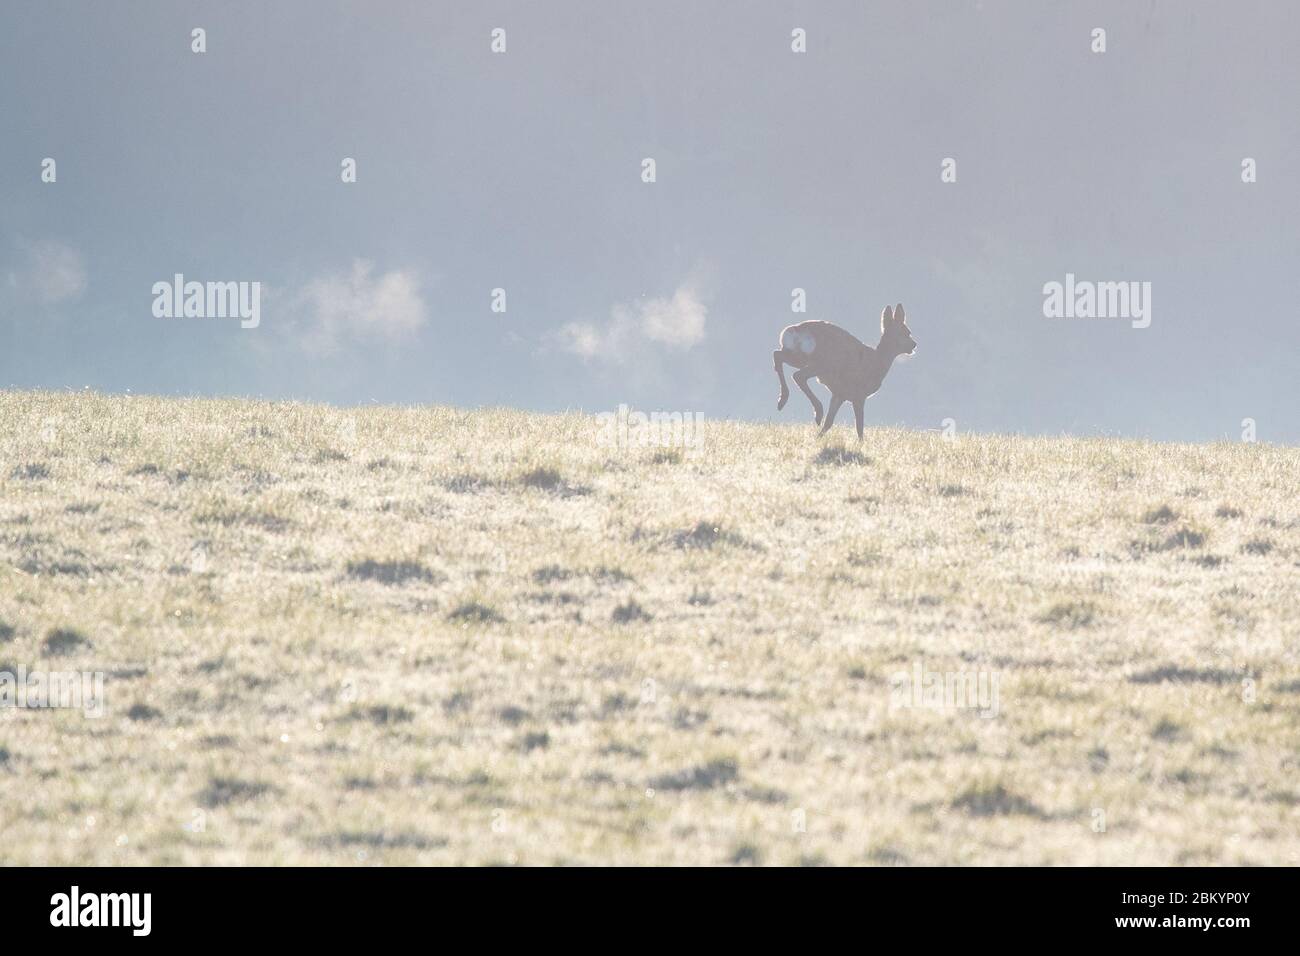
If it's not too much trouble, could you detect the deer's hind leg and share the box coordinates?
[773,350,791,410]
[792,367,824,425]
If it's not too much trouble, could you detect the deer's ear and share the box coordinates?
[894,303,905,323]
[881,305,894,331]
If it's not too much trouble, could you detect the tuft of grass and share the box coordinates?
[443,474,494,494]
[1161,527,1206,550]
[600,693,632,715]
[1130,666,1241,686]
[730,843,763,865]
[519,467,562,491]
[1151,718,1186,742]
[498,706,529,725]
[126,703,162,721]
[672,521,740,550]
[18,556,96,577]
[672,707,709,730]
[676,523,720,548]
[1088,747,1110,771]
[198,776,276,808]
[448,601,505,625]
[532,564,573,584]
[346,559,436,586]
[1241,538,1273,556]
[10,463,50,480]
[1038,600,1098,629]
[519,731,550,752]
[814,446,868,467]
[847,546,883,567]
[42,628,91,656]
[196,505,291,533]
[314,829,444,851]
[1143,505,1178,524]
[349,704,414,725]
[517,465,590,497]
[867,845,910,866]
[952,782,1044,818]
[650,757,739,792]
[686,588,713,606]
[443,691,472,715]
[612,599,652,623]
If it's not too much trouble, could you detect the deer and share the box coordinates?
[773,303,917,439]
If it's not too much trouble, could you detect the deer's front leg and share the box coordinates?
[820,394,845,435]
[792,367,823,425]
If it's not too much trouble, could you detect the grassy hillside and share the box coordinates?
[1,389,1297,865]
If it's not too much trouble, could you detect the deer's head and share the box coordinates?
[880,303,917,356]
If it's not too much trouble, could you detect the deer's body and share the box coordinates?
[773,304,917,438]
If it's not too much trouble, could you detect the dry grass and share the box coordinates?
[1,389,1298,865]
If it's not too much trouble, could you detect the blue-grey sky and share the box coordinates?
[2,1,1297,442]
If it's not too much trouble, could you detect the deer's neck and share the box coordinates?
[873,335,904,376]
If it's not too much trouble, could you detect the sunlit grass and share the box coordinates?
[0,389,1297,864]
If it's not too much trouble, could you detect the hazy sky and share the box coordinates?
[2,1,1297,442]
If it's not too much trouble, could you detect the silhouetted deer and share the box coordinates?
[773,304,917,438]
